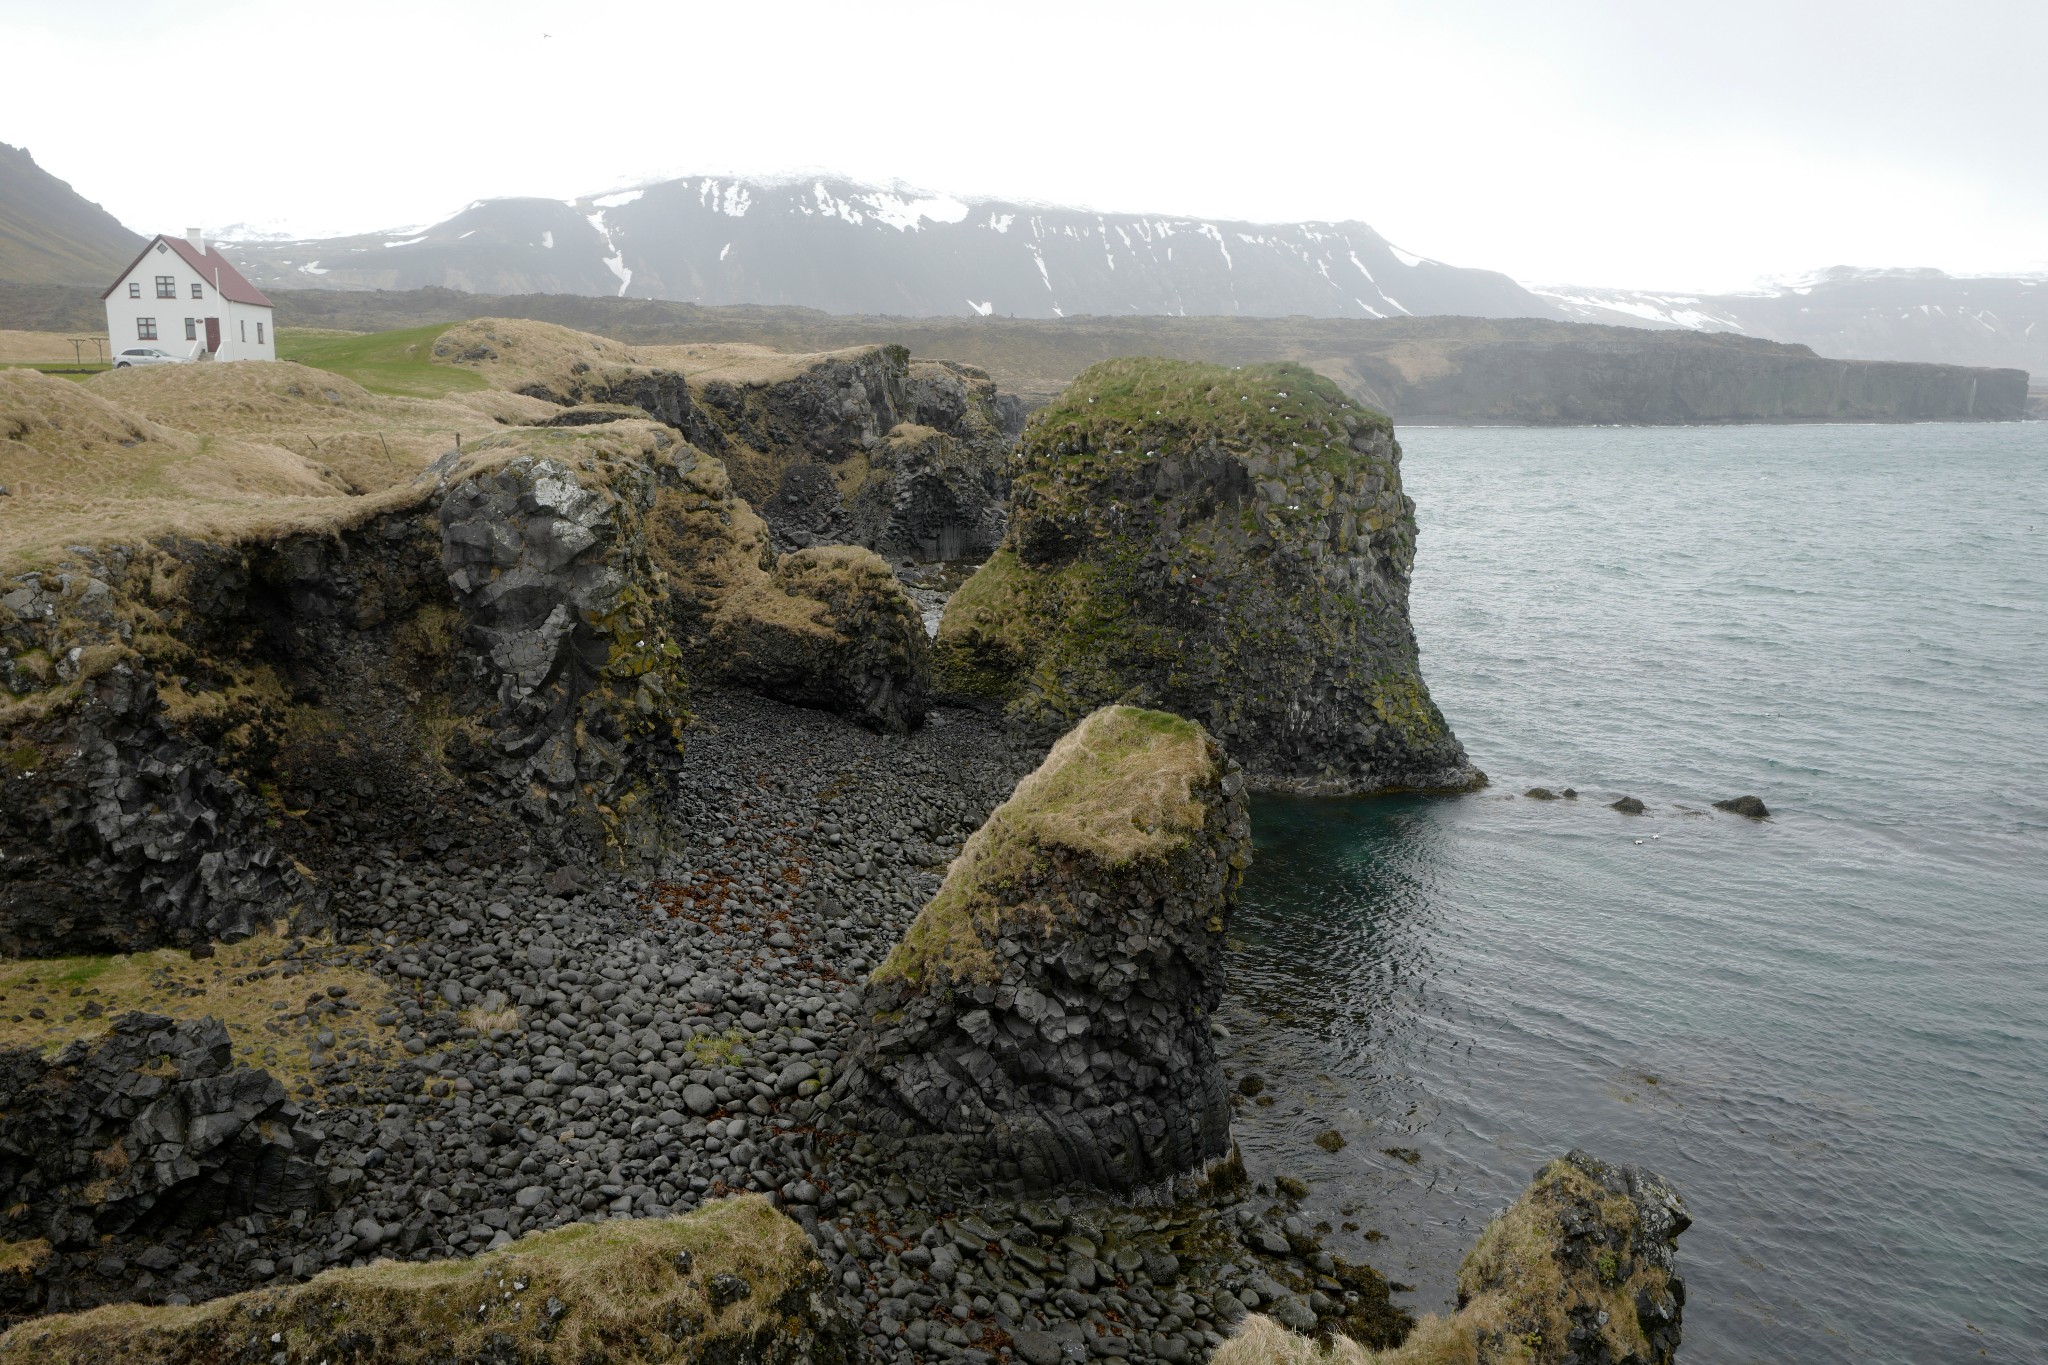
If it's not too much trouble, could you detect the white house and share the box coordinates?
[102,229,275,362]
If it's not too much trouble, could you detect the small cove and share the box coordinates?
[1218,422,2048,1364]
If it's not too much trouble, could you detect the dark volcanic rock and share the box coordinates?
[0,1014,327,1252]
[1610,796,1646,815]
[0,662,295,956]
[693,346,1013,561]
[934,358,1481,795]
[1713,794,1770,819]
[842,705,1250,1194]
[0,1194,855,1365]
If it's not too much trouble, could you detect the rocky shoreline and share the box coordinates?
[1,339,1690,1361]
[0,689,1416,1360]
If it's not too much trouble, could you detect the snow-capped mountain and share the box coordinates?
[215,175,1560,322]
[1530,267,2048,376]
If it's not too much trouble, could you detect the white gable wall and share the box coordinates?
[104,238,275,362]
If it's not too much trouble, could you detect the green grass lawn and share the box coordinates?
[279,322,488,398]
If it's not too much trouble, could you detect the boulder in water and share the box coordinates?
[1713,794,1770,819]
[1611,796,1647,815]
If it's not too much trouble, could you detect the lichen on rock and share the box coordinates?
[842,704,1249,1194]
[934,356,1482,795]
[1214,1149,1690,1365]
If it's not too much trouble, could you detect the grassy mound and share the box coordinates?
[1029,355,1389,470]
[874,705,1216,987]
[278,323,491,398]
[0,923,411,1097]
[0,369,358,573]
[0,1195,845,1365]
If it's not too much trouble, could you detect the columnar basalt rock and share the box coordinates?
[1216,1149,1690,1365]
[435,441,693,861]
[692,346,1015,560]
[0,663,294,956]
[840,704,1250,1194]
[0,1014,333,1257]
[935,356,1482,795]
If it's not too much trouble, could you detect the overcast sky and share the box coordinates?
[3,0,2041,292]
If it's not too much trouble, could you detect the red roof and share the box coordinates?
[101,234,273,308]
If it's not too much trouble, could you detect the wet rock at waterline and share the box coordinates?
[1217,1149,1689,1365]
[1714,794,1770,819]
[841,704,1250,1194]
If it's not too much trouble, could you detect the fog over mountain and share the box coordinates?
[215,175,1560,323]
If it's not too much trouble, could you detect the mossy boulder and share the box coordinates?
[934,357,1481,795]
[841,704,1250,1194]
[711,545,932,733]
[0,1194,856,1365]
[1214,1149,1689,1365]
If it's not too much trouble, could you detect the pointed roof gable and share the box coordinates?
[101,234,273,308]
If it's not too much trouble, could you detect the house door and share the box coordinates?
[204,318,220,354]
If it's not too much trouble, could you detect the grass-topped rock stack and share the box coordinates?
[0,1194,857,1365]
[935,357,1482,795]
[841,704,1250,1195]
[1215,1149,1689,1365]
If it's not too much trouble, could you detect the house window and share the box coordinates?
[240,319,247,342]
[191,282,203,299]
[155,275,176,299]
[185,318,197,341]
[137,318,158,340]
[128,281,140,298]
[257,321,265,344]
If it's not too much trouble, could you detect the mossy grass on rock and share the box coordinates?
[1214,1149,1689,1365]
[934,357,1481,795]
[842,704,1250,1194]
[0,1194,855,1365]
[711,544,931,733]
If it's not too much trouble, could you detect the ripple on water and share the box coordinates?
[1220,423,2048,1365]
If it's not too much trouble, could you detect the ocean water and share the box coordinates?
[1218,423,2048,1364]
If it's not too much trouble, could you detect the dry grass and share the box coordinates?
[0,368,389,574]
[428,317,640,393]
[0,922,412,1095]
[0,1195,820,1365]
[0,331,95,364]
[638,339,889,388]
[874,705,1217,987]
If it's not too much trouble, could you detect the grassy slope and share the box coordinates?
[278,322,489,397]
[0,924,417,1097]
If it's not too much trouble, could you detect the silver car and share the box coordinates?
[111,347,191,367]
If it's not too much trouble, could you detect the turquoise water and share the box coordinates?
[1221,423,2048,1364]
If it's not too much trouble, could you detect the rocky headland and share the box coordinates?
[0,325,1684,1362]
